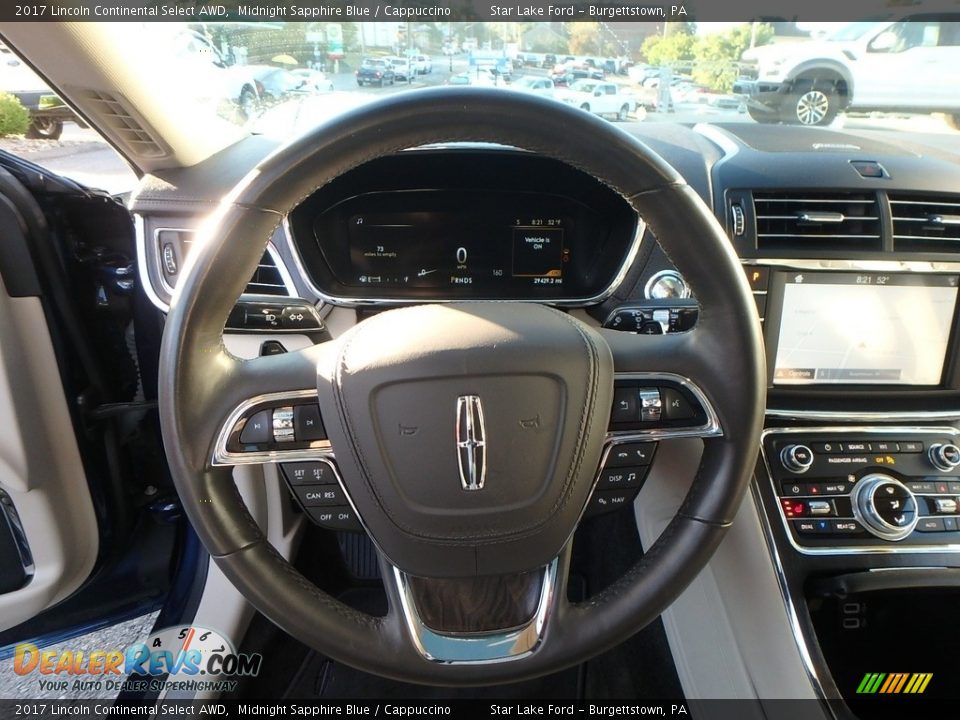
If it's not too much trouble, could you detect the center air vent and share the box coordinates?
[752,192,881,253]
[890,194,960,253]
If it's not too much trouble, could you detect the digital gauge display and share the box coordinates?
[347,212,568,290]
[298,181,637,303]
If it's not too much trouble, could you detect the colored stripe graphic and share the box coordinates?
[858,672,932,694]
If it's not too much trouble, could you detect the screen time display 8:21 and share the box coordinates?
[346,212,569,289]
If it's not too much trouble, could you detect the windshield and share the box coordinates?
[3,18,959,194]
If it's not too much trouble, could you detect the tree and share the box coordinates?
[640,32,696,66]
[691,23,773,92]
[567,22,603,56]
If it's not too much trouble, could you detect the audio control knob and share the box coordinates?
[780,444,814,474]
[853,475,918,541]
[928,443,960,472]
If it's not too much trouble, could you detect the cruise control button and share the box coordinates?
[586,490,636,517]
[661,388,696,420]
[239,410,272,445]
[307,506,362,531]
[638,388,662,422]
[607,442,657,467]
[294,404,326,441]
[282,462,336,486]
[611,388,638,423]
[291,485,343,507]
[917,517,945,532]
[597,466,648,490]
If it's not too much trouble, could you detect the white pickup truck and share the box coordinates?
[735,14,960,127]
[556,80,640,122]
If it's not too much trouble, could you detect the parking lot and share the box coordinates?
[3,54,959,195]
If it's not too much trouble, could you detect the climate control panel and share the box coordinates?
[763,430,960,552]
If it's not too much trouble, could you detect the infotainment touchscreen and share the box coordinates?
[773,272,959,386]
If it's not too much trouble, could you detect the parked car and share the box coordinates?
[250,67,306,104]
[541,53,557,68]
[410,55,433,75]
[0,44,81,138]
[356,58,395,87]
[510,76,556,98]
[385,56,412,81]
[291,68,334,93]
[556,80,639,121]
[736,13,960,127]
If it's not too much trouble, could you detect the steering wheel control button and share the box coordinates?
[638,388,662,422]
[606,442,657,467]
[586,489,637,517]
[272,407,295,443]
[245,305,283,329]
[603,306,698,334]
[281,462,336,486]
[611,388,638,423]
[853,475,919,541]
[661,388,695,420]
[780,444,814,474]
[597,466,649,491]
[928,443,960,471]
[294,404,326,441]
[307,507,362,531]
[292,484,344,507]
[239,410,272,445]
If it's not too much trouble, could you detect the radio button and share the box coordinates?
[844,442,872,453]
[873,442,899,453]
[597,466,648,490]
[900,441,924,453]
[929,443,960,472]
[812,442,843,454]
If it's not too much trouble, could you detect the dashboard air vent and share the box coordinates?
[245,250,289,296]
[890,195,960,253]
[74,88,169,159]
[752,191,881,252]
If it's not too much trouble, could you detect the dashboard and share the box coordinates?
[131,119,960,710]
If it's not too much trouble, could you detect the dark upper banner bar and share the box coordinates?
[2,0,959,23]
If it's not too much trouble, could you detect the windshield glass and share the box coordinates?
[3,18,959,192]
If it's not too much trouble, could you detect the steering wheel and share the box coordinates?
[159,88,765,685]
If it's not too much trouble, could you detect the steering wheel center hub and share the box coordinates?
[317,303,613,578]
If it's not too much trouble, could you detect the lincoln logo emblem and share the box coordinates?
[456,395,487,491]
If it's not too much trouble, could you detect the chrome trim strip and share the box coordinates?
[393,558,558,664]
[133,213,170,313]
[606,373,723,441]
[748,481,831,704]
[766,408,960,421]
[281,215,647,307]
[212,389,332,467]
[742,258,960,273]
[760,426,960,555]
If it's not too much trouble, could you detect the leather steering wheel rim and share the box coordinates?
[158,87,766,685]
